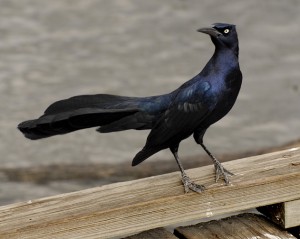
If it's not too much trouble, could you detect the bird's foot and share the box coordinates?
[214,161,234,185]
[181,173,205,193]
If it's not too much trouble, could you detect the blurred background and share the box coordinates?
[0,0,299,205]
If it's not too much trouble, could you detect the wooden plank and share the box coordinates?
[174,213,296,239]
[123,228,177,239]
[258,199,300,228]
[285,200,300,228]
[0,148,299,239]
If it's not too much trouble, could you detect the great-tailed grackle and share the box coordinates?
[18,23,242,193]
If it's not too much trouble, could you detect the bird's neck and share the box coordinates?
[212,38,239,58]
[231,44,239,58]
[211,46,239,69]
[199,47,239,82]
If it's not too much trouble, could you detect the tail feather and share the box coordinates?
[18,119,52,140]
[18,108,139,140]
[44,94,134,115]
[18,94,143,140]
[98,112,154,133]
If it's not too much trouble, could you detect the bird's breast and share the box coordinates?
[203,68,242,127]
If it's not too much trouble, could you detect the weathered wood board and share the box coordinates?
[174,213,296,239]
[0,148,299,239]
[124,228,177,239]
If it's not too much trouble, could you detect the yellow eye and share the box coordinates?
[224,29,230,34]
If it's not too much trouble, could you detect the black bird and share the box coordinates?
[18,23,242,193]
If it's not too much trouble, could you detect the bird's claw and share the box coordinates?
[214,162,234,185]
[181,173,205,193]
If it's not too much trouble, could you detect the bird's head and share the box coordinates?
[198,23,239,56]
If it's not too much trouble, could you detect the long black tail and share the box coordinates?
[18,94,146,140]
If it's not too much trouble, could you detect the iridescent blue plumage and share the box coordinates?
[18,23,242,193]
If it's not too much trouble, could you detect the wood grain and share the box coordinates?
[285,199,300,228]
[0,147,299,239]
[174,213,296,239]
[124,228,177,239]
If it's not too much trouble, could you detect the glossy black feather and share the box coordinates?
[18,23,242,171]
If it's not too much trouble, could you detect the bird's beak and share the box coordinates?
[197,27,222,38]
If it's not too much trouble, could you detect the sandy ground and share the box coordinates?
[0,1,300,205]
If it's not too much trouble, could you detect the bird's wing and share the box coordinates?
[144,81,217,147]
[131,80,217,166]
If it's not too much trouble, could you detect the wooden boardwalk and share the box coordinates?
[0,147,299,238]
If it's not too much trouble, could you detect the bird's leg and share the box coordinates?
[200,143,234,185]
[170,147,205,193]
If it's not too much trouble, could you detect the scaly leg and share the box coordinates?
[200,143,234,185]
[170,146,205,193]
